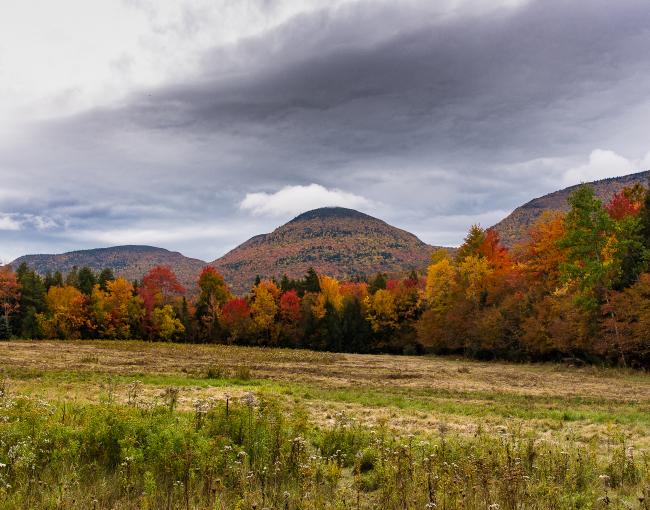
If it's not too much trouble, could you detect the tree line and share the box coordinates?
[1,182,649,366]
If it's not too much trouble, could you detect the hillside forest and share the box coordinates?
[1,183,650,367]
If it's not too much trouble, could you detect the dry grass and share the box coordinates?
[1,339,648,449]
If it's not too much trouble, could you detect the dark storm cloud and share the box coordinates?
[3,0,650,261]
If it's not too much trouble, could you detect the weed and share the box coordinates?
[235,365,252,380]
[205,366,225,379]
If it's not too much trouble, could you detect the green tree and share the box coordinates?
[77,267,96,295]
[638,176,650,247]
[369,272,387,294]
[303,268,321,294]
[98,268,115,291]
[65,266,79,288]
[44,270,63,290]
[14,263,46,338]
[457,224,486,262]
[558,185,615,310]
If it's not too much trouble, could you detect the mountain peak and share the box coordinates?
[212,208,448,293]
[288,207,375,223]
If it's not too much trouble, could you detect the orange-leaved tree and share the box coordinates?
[0,266,21,339]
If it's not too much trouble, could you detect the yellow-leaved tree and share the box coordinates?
[152,304,185,341]
[250,281,279,342]
[425,250,456,314]
[457,254,492,305]
[312,275,343,319]
[365,289,398,333]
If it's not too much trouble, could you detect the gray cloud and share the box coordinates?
[2,0,650,262]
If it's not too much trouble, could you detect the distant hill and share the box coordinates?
[11,245,207,290]
[211,207,448,293]
[19,170,645,296]
[492,170,650,247]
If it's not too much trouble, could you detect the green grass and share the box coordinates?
[1,340,650,508]
[1,389,648,509]
[4,366,649,429]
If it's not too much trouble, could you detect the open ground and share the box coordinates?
[1,340,648,449]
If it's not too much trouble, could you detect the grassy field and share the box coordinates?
[0,340,649,509]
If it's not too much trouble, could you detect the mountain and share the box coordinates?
[11,245,207,290]
[492,170,650,247]
[212,207,446,293]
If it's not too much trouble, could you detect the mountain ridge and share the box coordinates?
[11,171,650,294]
[11,245,207,290]
[491,170,650,247]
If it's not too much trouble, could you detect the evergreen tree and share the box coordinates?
[180,297,193,342]
[639,176,650,247]
[304,268,320,293]
[457,224,486,262]
[98,268,115,291]
[52,271,64,288]
[280,274,291,293]
[559,185,614,310]
[369,273,387,294]
[341,299,371,353]
[0,316,11,340]
[77,267,97,295]
[65,266,80,288]
[14,264,46,338]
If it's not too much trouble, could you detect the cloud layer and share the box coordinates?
[240,184,372,217]
[2,0,650,263]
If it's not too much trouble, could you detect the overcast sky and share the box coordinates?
[2,0,650,263]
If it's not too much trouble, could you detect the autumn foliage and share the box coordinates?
[4,182,650,366]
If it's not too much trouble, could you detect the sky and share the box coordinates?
[2,0,650,263]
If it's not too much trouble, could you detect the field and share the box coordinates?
[0,340,649,509]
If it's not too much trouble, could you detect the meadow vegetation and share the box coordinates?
[0,340,649,509]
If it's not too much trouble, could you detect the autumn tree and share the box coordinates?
[365,289,398,333]
[38,286,89,339]
[152,305,185,341]
[601,274,650,366]
[0,266,20,339]
[90,277,142,339]
[138,266,185,339]
[312,276,343,319]
[221,298,252,343]
[425,251,456,313]
[279,290,301,323]
[195,267,230,342]
[250,280,279,343]
[457,255,492,306]
[517,211,566,290]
